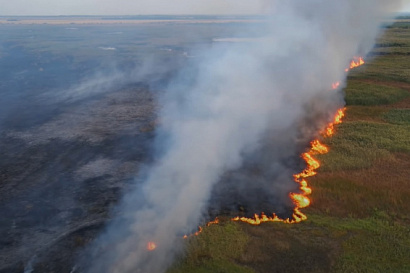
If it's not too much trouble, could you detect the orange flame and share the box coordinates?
[299,179,312,195]
[311,140,328,154]
[207,218,220,226]
[183,218,219,239]
[324,108,345,137]
[290,193,311,208]
[183,226,203,239]
[345,56,365,72]
[147,242,157,251]
[231,208,308,225]
[332,82,341,90]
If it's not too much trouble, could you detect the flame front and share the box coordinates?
[183,218,219,239]
[207,218,220,226]
[155,58,360,247]
[232,107,345,225]
[230,56,360,226]
[324,109,345,137]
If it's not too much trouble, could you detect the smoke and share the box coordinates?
[82,1,404,272]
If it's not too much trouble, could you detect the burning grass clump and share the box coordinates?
[344,81,409,106]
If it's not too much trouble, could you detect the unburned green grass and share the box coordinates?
[348,55,410,83]
[167,222,254,273]
[317,121,410,171]
[309,163,410,219]
[349,21,410,83]
[344,80,409,106]
[169,214,410,273]
[383,108,410,125]
[344,106,388,122]
[169,259,254,273]
[307,215,410,273]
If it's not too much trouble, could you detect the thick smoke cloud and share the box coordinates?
[83,1,404,272]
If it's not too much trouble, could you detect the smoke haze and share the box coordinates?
[2,0,409,16]
[83,1,405,272]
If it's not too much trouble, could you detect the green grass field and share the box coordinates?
[168,19,410,273]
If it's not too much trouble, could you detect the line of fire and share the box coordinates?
[147,56,365,251]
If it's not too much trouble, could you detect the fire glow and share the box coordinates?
[345,56,365,72]
[183,218,220,239]
[147,242,157,251]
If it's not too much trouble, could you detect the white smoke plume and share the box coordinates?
[83,1,404,272]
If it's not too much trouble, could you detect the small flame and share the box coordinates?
[207,218,220,226]
[232,213,282,225]
[290,193,311,208]
[311,140,328,154]
[345,56,365,72]
[147,242,157,251]
[334,109,345,124]
[294,153,320,179]
[194,226,203,236]
[299,179,312,195]
[324,108,345,137]
[332,82,341,90]
[232,208,308,225]
[183,226,203,239]
[183,218,219,239]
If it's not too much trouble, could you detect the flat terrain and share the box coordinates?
[0,17,267,272]
[0,16,409,273]
[168,19,410,273]
[0,15,262,25]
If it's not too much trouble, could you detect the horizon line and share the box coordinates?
[1,12,409,17]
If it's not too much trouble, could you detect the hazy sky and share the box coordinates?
[0,0,409,16]
[0,0,268,15]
